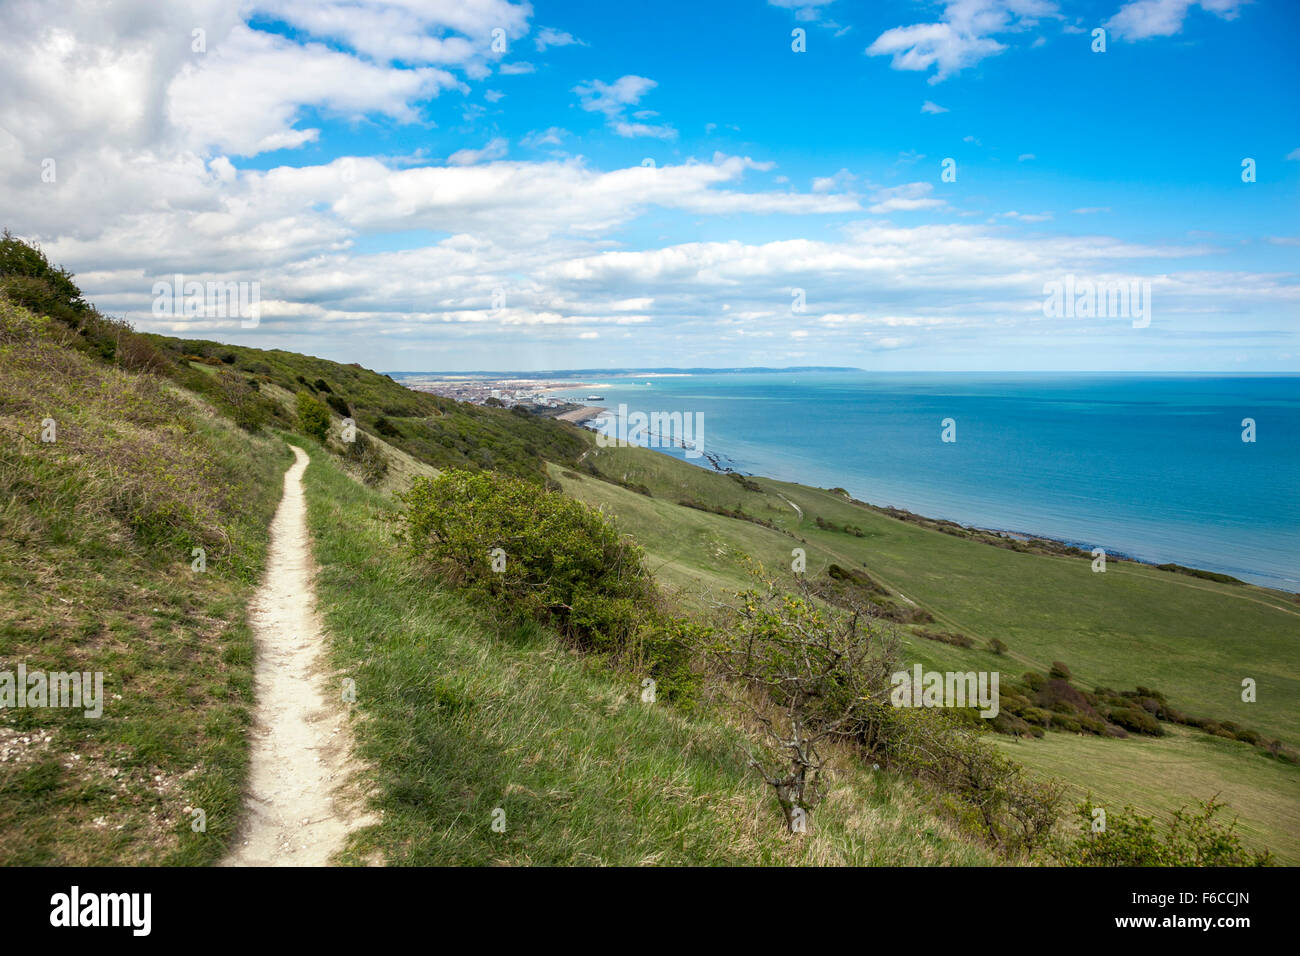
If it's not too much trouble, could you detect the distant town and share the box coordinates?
[401,377,609,421]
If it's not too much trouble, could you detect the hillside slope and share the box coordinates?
[551,443,1300,861]
[0,300,287,864]
[0,284,996,865]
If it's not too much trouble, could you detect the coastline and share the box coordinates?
[555,404,607,424]
[571,418,1294,596]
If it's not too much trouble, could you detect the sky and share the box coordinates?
[0,0,1296,372]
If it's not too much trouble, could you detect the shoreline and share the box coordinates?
[555,404,607,424]
[570,418,1295,596]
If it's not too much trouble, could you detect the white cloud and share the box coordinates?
[868,182,947,214]
[521,127,568,148]
[768,0,838,21]
[535,27,586,52]
[866,1,1058,83]
[252,0,530,66]
[921,100,950,113]
[1018,153,1035,161]
[1105,0,1248,41]
[997,210,1052,222]
[1286,147,1300,161]
[448,137,508,165]
[168,26,465,156]
[573,75,676,139]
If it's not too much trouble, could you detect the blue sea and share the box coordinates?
[547,372,1300,592]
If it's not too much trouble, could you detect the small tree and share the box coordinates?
[988,637,1007,656]
[711,572,899,833]
[296,391,329,442]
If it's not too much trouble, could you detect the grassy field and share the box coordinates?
[0,300,288,864]
[553,441,1300,863]
[299,441,996,866]
[996,726,1300,863]
[559,444,1299,743]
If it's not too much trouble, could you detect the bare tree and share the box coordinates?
[711,574,899,833]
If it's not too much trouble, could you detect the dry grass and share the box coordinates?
[0,299,288,864]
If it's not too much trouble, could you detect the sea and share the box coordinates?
[535,371,1300,592]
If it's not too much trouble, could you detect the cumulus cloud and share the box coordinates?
[573,75,676,139]
[866,0,1058,82]
[1105,0,1248,41]
[1,0,1291,371]
[167,26,465,156]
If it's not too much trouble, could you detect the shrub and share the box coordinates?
[399,469,680,673]
[373,415,400,438]
[711,574,901,832]
[218,371,272,432]
[916,628,974,648]
[1065,798,1271,866]
[1107,706,1163,736]
[343,430,388,485]
[891,709,1065,856]
[988,637,1007,655]
[296,391,330,442]
[1048,661,1072,680]
[325,392,351,417]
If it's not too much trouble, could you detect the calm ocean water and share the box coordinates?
[551,372,1300,592]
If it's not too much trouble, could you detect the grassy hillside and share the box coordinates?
[2,233,1287,865]
[145,335,589,485]
[0,300,287,864]
[0,237,1002,866]
[298,440,995,866]
[552,442,1299,862]
[558,444,1299,742]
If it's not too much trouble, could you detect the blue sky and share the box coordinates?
[1,0,1296,371]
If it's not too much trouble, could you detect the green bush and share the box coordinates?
[296,391,330,441]
[1107,706,1163,736]
[325,392,351,417]
[400,469,693,697]
[1065,798,1271,866]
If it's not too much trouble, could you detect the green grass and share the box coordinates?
[146,334,590,484]
[995,725,1300,863]
[558,445,1299,744]
[299,442,996,866]
[552,442,1300,863]
[0,300,288,864]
